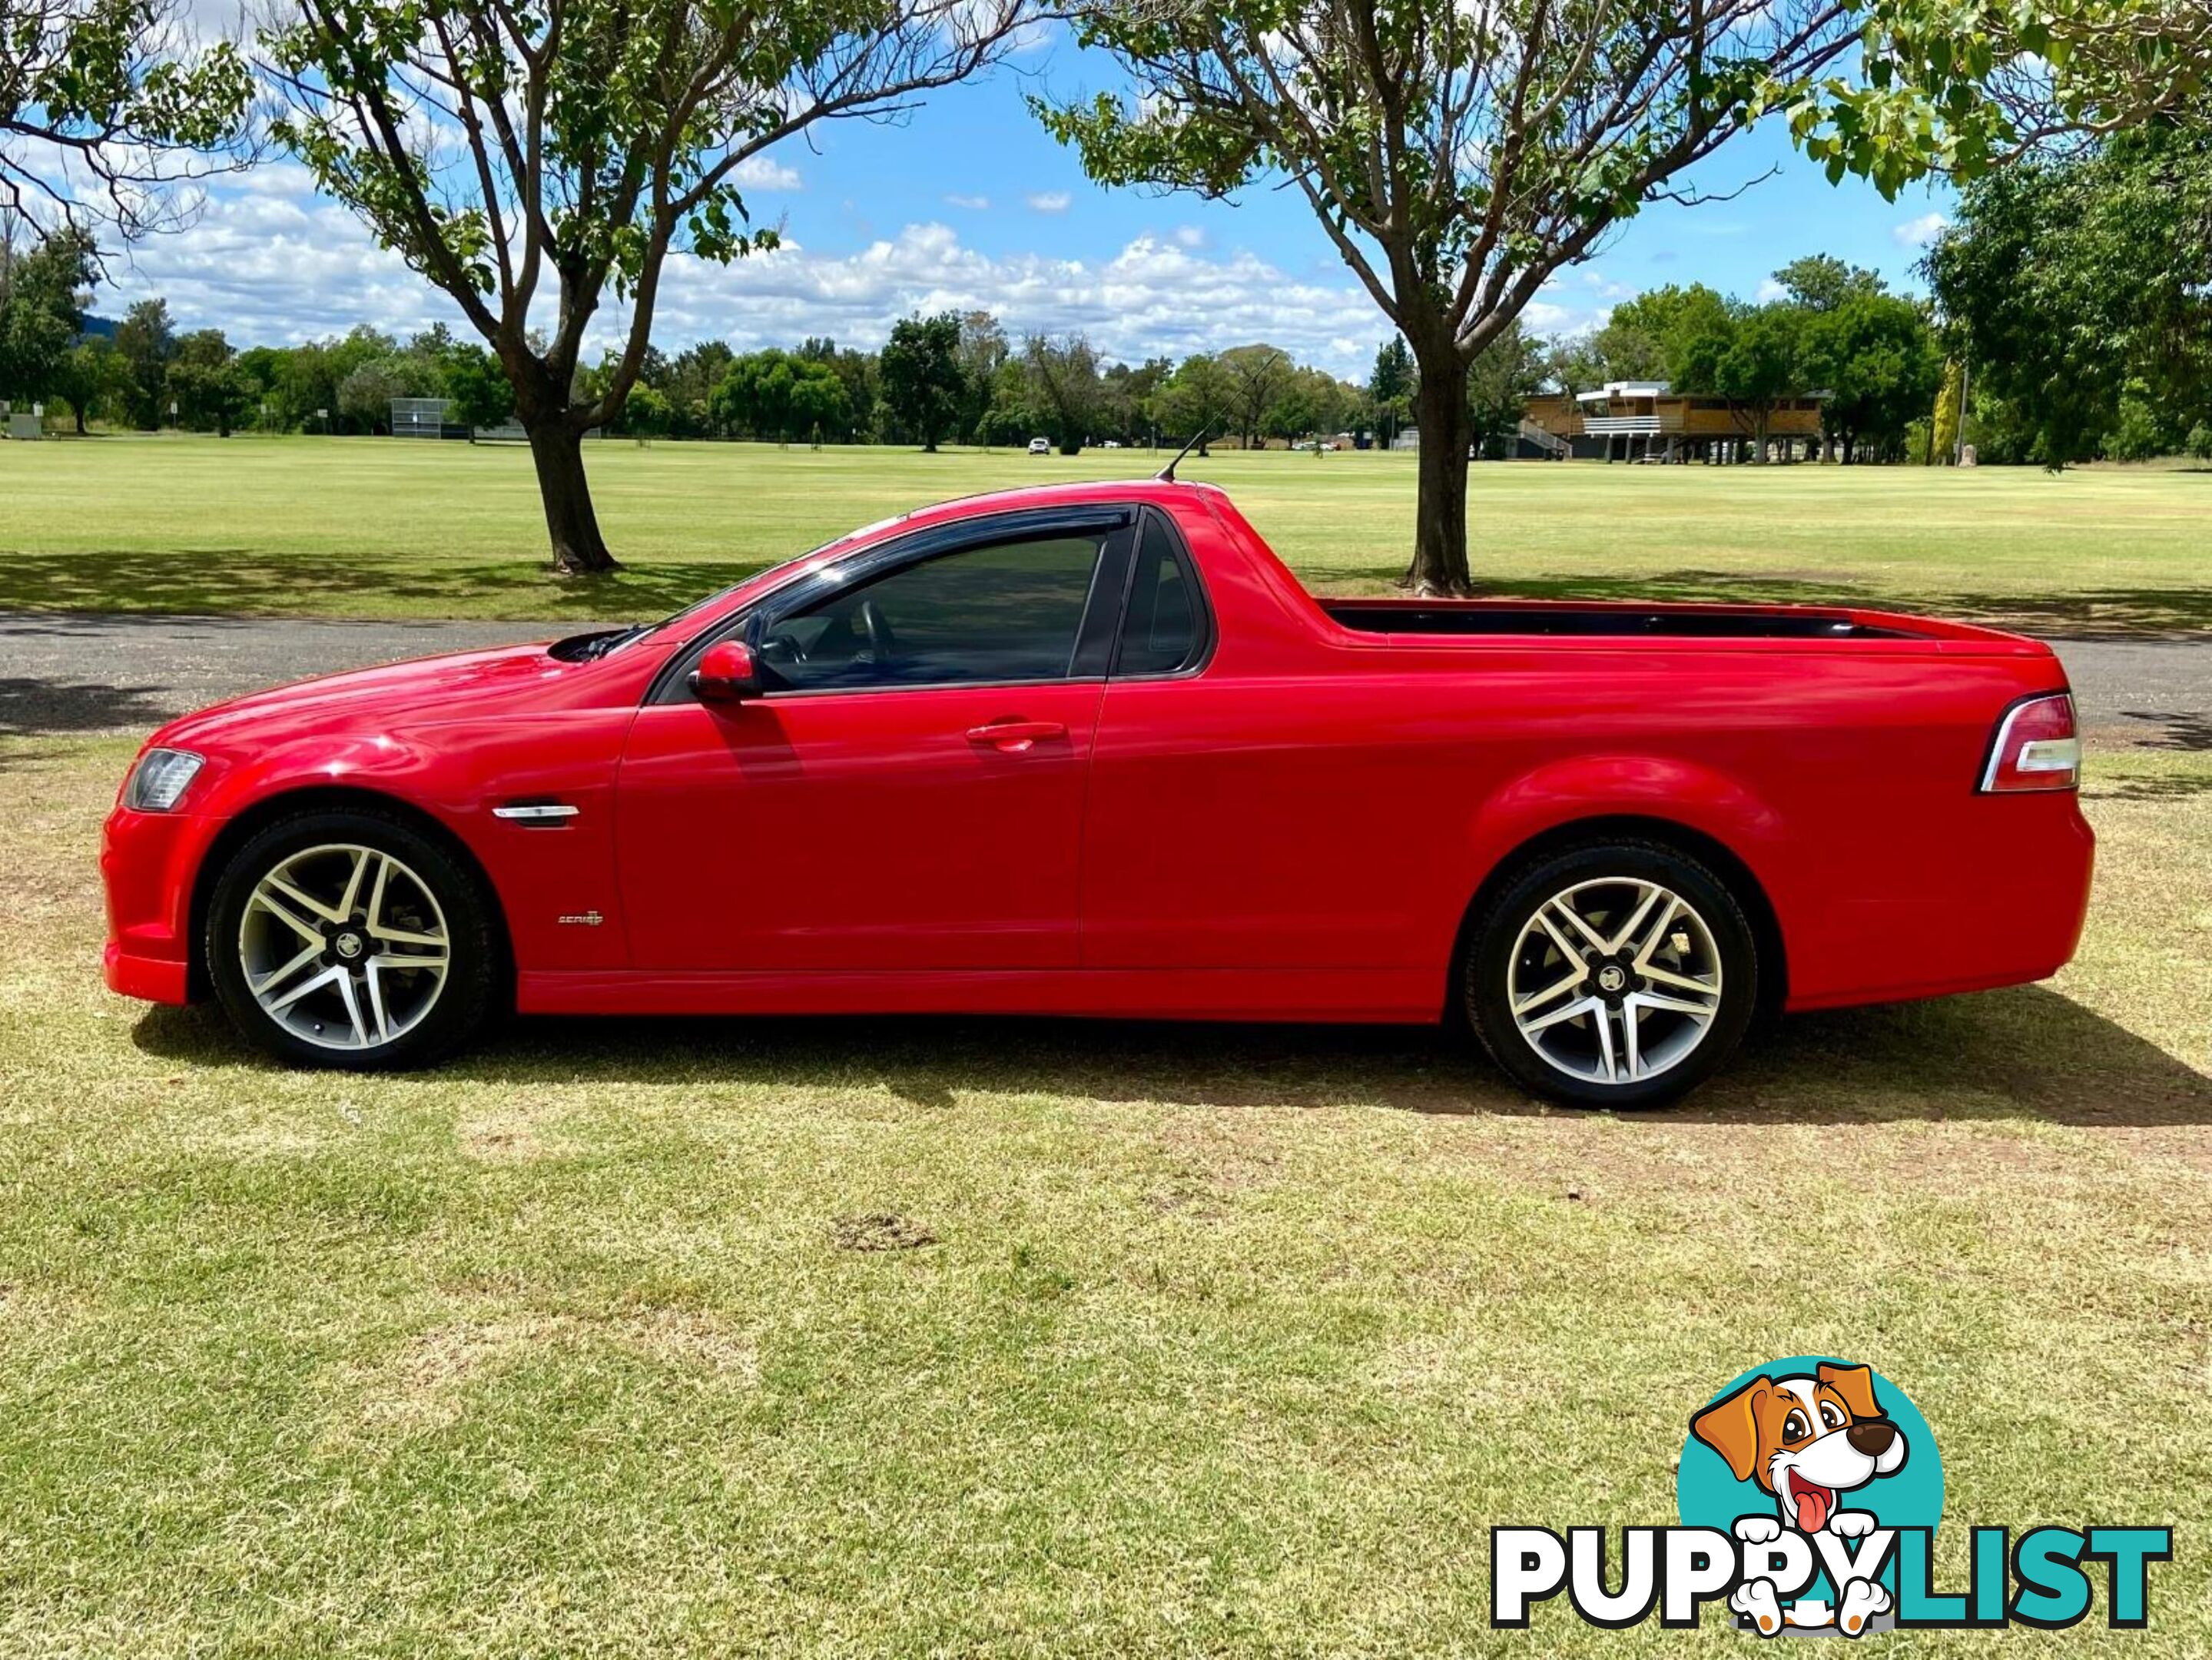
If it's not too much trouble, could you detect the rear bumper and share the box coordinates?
[1782,795,2095,1012]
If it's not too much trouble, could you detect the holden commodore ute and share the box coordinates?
[101,480,2091,1106]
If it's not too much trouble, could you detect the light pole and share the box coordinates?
[1954,357,1971,467]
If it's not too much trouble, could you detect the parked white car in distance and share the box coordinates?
[1027,437,1051,456]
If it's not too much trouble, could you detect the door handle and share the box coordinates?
[964,719,1066,753]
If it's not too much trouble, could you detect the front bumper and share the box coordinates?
[100,802,215,1005]
[103,940,191,1003]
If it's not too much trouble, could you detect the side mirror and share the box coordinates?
[692,639,761,704]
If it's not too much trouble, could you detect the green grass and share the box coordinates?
[2,733,2209,1654]
[2,433,2208,632]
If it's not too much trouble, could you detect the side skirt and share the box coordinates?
[516,966,1441,1024]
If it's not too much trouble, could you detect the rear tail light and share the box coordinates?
[1980,693,2080,792]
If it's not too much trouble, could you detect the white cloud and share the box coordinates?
[176,0,251,43]
[99,194,1404,374]
[1025,191,1071,214]
[1893,211,1952,248]
[97,184,1625,377]
[232,161,325,201]
[101,185,467,344]
[731,156,802,192]
[1172,225,1206,250]
[943,193,990,210]
[1755,277,1789,303]
[642,224,1395,371]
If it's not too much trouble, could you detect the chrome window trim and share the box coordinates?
[645,504,1142,708]
[1106,505,1217,683]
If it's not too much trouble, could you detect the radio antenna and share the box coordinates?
[1155,425,1213,483]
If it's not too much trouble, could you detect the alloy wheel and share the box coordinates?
[1507,877,1724,1085]
[237,843,450,1051]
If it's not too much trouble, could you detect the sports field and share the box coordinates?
[2,434,2207,632]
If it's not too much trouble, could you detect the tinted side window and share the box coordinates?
[758,534,1106,692]
[1114,531,1202,675]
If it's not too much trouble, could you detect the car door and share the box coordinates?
[615,510,1133,973]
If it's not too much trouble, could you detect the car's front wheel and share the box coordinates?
[1464,839,1759,1108]
[207,808,497,1069]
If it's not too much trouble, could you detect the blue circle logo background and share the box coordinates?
[1677,1355,1944,1598]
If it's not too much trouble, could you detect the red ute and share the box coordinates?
[101,480,2092,1105]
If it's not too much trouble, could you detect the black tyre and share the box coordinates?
[1464,839,1759,1108]
[206,808,498,1070]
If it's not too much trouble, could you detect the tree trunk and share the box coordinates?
[1404,347,1473,596]
[526,419,621,574]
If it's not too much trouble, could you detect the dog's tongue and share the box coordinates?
[1796,1483,1832,1532]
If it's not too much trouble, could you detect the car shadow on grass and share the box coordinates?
[133,981,2209,1127]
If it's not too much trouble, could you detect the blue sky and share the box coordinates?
[105,31,1958,380]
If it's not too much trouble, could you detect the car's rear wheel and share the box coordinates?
[1464,839,1759,1108]
[207,808,496,1069]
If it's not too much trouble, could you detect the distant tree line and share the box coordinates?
[0,265,1403,451]
[1530,132,2212,473]
[0,252,1950,472]
[591,317,1392,454]
[9,221,2197,476]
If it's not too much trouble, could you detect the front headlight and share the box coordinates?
[125,748,205,812]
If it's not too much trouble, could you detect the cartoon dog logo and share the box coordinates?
[1691,1362,1909,1635]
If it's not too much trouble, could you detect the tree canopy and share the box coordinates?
[1800,291,1943,463]
[711,347,851,443]
[1465,323,1544,458]
[1043,0,1865,591]
[1,0,251,237]
[1152,351,1232,451]
[164,327,250,436]
[1673,303,1812,453]
[0,222,95,403]
[879,312,967,451]
[1023,334,1105,454]
[1926,120,2212,466]
[1773,255,1887,313]
[1814,1,2212,184]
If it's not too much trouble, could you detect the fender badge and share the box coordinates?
[557,911,604,927]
